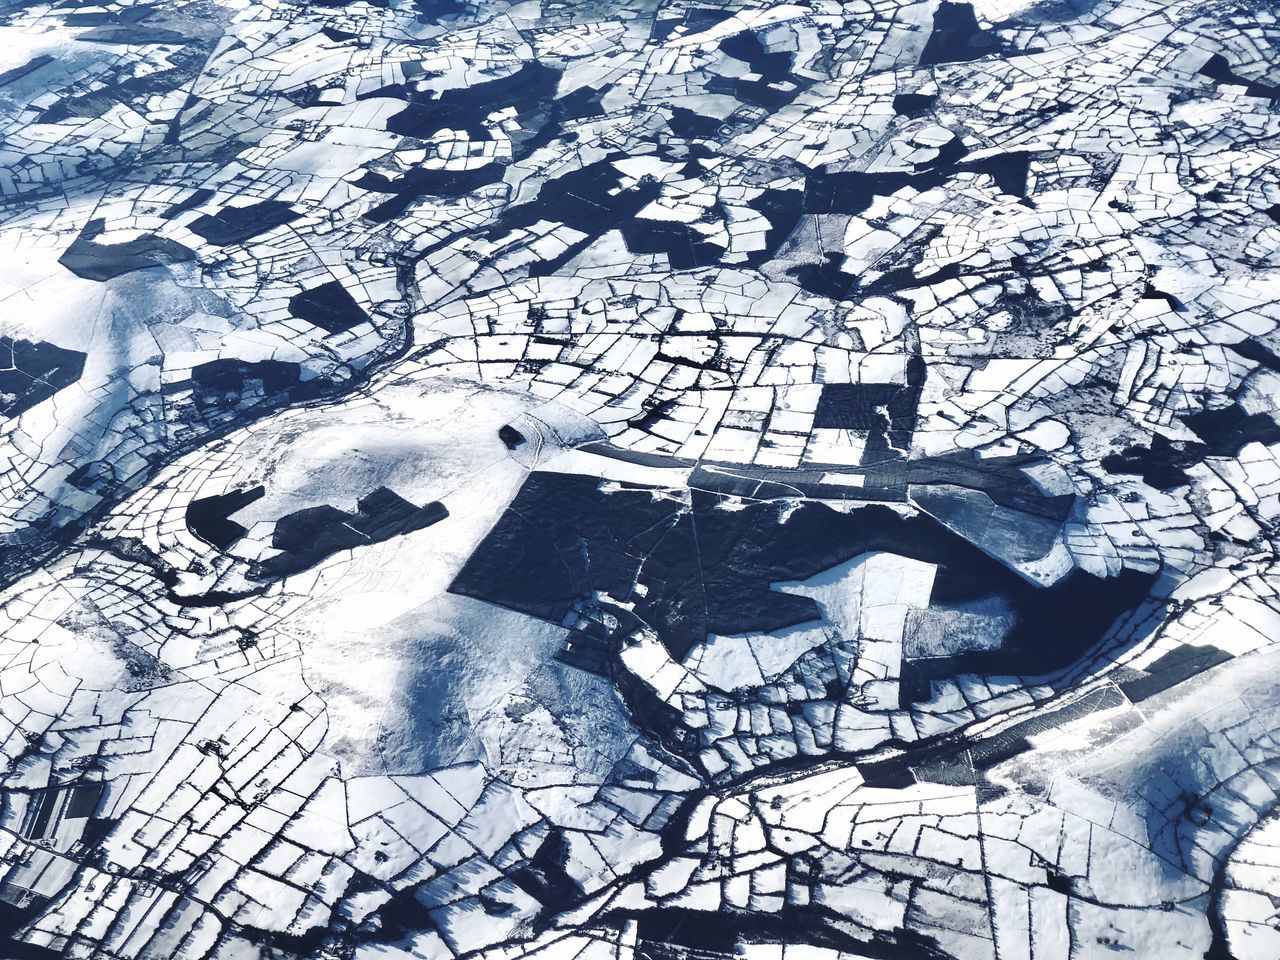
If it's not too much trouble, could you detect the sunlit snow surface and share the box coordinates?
[1,0,1280,957]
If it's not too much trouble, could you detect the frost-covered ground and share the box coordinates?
[1,0,1280,957]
